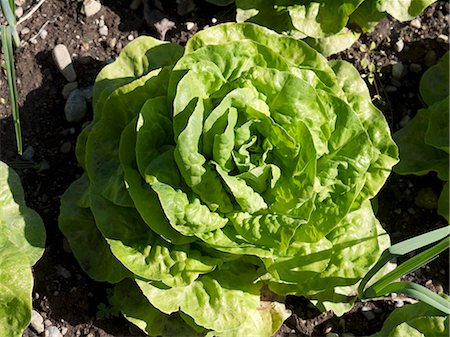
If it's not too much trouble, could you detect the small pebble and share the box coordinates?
[127,34,134,41]
[83,0,101,17]
[186,21,195,30]
[392,62,404,79]
[99,25,108,36]
[362,310,375,321]
[326,333,339,337]
[391,78,401,87]
[415,187,438,209]
[394,208,402,214]
[64,89,87,122]
[60,141,72,154]
[40,30,48,39]
[385,85,398,93]
[407,207,416,215]
[394,300,404,307]
[15,6,23,18]
[61,327,68,336]
[22,145,35,161]
[409,63,422,73]
[15,0,25,6]
[437,34,449,43]
[62,82,78,99]
[30,38,37,44]
[211,17,218,24]
[30,310,45,334]
[425,50,437,67]
[38,160,50,171]
[99,18,105,28]
[20,27,30,36]
[45,326,63,337]
[44,319,53,327]
[108,37,117,48]
[53,44,77,82]
[394,39,404,52]
[130,0,141,10]
[81,86,93,100]
[399,115,411,127]
[115,41,123,53]
[410,19,421,29]
[0,97,6,104]
[56,265,71,278]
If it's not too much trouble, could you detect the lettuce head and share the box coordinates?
[59,23,398,336]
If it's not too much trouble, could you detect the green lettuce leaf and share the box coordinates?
[0,161,45,337]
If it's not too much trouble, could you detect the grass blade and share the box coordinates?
[1,25,22,154]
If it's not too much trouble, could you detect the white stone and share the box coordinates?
[186,21,195,30]
[30,310,45,334]
[46,326,63,337]
[394,39,404,52]
[15,6,23,18]
[83,0,101,17]
[99,25,108,36]
[52,44,77,82]
[409,19,421,29]
[40,30,48,39]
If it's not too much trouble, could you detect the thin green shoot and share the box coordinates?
[1,0,21,154]
[1,25,21,154]
[358,225,450,314]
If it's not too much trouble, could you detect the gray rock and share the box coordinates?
[46,326,63,337]
[22,145,35,161]
[30,310,45,334]
[62,82,78,99]
[64,89,87,122]
[83,0,101,17]
[362,310,375,321]
[15,0,25,6]
[399,115,410,127]
[186,21,195,30]
[53,45,77,82]
[108,37,117,48]
[392,62,404,79]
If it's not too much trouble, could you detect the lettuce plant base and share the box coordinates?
[0,1,448,336]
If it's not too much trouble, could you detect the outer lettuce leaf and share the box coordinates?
[394,105,449,181]
[0,161,45,264]
[110,279,203,336]
[0,162,45,337]
[369,295,450,337]
[136,262,290,337]
[419,52,449,107]
[0,244,33,337]
[234,0,437,55]
[380,0,438,21]
[58,174,130,283]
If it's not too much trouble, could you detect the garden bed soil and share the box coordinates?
[0,1,448,336]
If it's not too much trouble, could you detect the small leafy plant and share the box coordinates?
[59,23,399,336]
[0,161,46,337]
[394,52,449,221]
[208,0,437,56]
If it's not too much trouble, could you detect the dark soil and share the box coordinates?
[0,1,448,336]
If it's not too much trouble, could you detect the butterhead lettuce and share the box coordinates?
[60,23,398,336]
